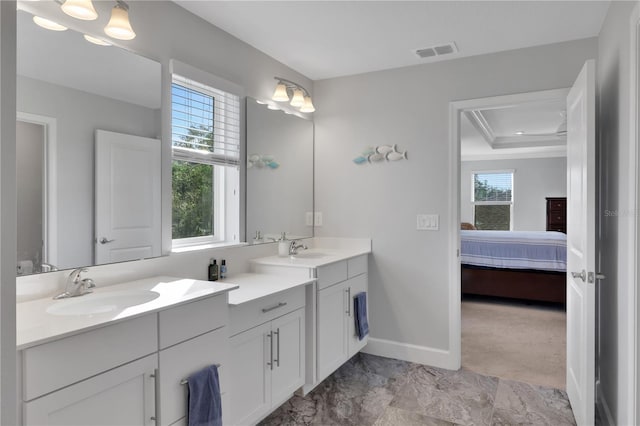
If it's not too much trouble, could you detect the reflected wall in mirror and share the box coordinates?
[16,7,162,275]
[246,99,314,244]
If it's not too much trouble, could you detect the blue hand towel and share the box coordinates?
[354,292,369,340]
[187,365,222,426]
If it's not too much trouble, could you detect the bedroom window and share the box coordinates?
[171,74,240,248]
[472,171,513,230]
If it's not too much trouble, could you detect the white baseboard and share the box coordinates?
[596,380,615,426]
[362,337,458,370]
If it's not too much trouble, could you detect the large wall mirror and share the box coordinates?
[246,99,314,243]
[16,6,162,275]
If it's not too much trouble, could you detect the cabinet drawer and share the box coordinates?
[23,314,157,401]
[159,327,228,426]
[548,213,566,225]
[347,255,368,278]
[317,261,347,290]
[548,200,566,210]
[229,286,305,336]
[159,295,227,349]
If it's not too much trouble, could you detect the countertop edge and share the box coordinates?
[17,279,238,351]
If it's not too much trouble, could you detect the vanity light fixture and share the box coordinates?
[104,1,136,40]
[290,88,305,107]
[33,16,68,31]
[300,96,316,113]
[61,0,98,21]
[271,77,316,113]
[83,34,112,46]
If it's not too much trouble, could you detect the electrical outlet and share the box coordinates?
[314,212,323,227]
[417,214,439,230]
[306,212,313,226]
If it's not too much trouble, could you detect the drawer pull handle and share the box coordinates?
[262,302,287,313]
[180,363,221,385]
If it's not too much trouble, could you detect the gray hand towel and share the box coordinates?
[187,365,222,426]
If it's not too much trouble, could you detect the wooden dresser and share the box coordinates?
[546,197,567,233]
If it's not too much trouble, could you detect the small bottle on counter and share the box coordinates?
[208,258,219,281]
[278,232,289,257]
[220,259,227,279]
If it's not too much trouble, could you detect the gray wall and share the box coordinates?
[17,76,159,270]
[16,121,43,268]
[596,1,637,424]
[314,38,597,356]
[461,157,566,231]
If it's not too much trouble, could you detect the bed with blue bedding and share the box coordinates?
[461,230,567,303]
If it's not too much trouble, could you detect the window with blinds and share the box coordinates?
[472,171,514,230]
[171,74,240,166]
[171,74,240,245]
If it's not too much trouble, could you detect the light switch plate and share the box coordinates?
[306,212,313,226]
[314,212,323,227]
[417,214,439,230]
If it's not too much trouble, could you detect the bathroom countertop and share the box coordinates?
[224,273,316,306]
[250,247,371,269]
[16,276,238,350]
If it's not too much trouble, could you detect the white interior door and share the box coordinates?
[566,59,596,426]
[95,130,161,265]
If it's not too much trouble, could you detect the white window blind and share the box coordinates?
[171,74,240,167]
[473,171,513,202]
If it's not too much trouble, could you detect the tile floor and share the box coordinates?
[260,353,576,426]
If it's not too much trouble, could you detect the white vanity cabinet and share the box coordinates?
[227,287,305,426]
[19,292,231,426]
[316,255,368,384]
[22,315,159,426]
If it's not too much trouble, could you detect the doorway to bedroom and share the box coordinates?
[456,89,569,390]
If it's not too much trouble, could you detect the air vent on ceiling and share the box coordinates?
[416,42,458,59]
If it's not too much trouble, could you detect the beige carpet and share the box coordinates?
[462,298,566,390]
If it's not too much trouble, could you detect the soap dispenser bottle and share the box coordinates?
[278,232,289,257]
[208,259,219,281]
[220,259,227,279]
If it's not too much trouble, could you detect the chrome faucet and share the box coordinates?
[53,268,96,299]
[289,240,308,256]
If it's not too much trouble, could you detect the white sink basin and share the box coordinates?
[47,290,160,316]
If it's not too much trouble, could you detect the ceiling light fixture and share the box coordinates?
[83,34,112,46]
[32,16,68,31]
[104,1,136,40]
[271,77,315,113]
[61,0,98,21]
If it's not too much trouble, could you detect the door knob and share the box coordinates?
[99,237,115,244]
[571,270,586,282]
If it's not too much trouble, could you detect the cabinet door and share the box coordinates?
[271,308,305,408]
[158,327,228,426]
[227,322,271,426]
[24,355,156,426]
[317,281,349,382]
[347,273,369,357]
